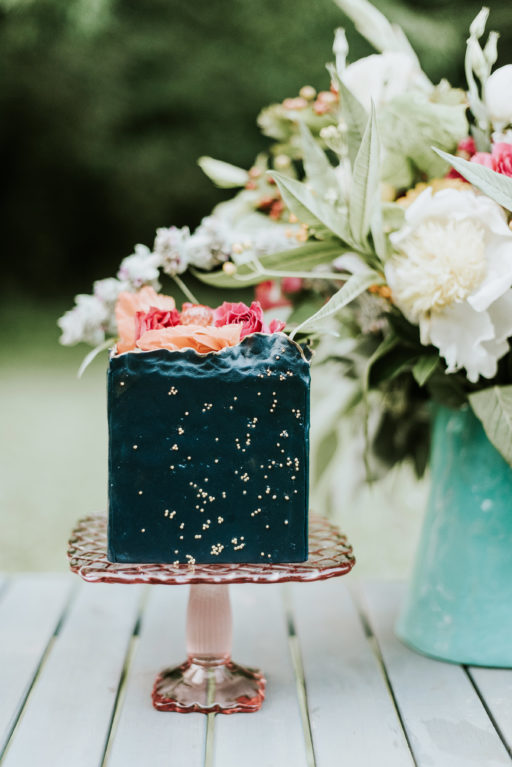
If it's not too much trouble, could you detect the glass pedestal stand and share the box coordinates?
[68,514,355,714]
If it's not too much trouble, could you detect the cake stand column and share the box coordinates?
[152,584,266,714]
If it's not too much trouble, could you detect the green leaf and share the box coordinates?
[363,332,399,391]
[291,270,381,337]
[299,123,339,193]
[379,97,468,185]
[412,355,439,386]
[77,337,115,378]
[270,170,355,246]
[336,79,368,166]
[433,149,512,212]
[197,157,249,188]
[349,105,381,247]
[469,385,512,466]
[191,241,344,288]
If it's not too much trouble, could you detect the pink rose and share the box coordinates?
[213,300,285,338]
[214,301,266,338]
[134,306,181,340]
[268,318,286,333]
[471,151,496,169]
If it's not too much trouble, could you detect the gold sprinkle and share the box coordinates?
[171,444,179,451]
[178,426,184,435]
[138,490,143,495]
[133,445,138,450]
[120,381,125,386]
[284,520,289,525]
[217,516,224,523]
[140,528,146,533]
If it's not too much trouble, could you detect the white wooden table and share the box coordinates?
[1,575,511,767]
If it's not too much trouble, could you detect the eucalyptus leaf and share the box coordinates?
[270,170,356,246]
[469,385,512,467]
[291,270,381,337]
[197,157,249,188]
[433,149,512,212]
[349,104,380,247]
[412,355,439,387]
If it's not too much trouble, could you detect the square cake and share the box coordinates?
[107,332,310,564]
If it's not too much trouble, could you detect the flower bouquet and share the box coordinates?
[59,0,512,661]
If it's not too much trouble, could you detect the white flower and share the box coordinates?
[485,65,512,130]
[57,294,108,347]
[93,277,128,306]
[153,226,190,276]
[187,216,232,270]
[341,52,431,110]
[117,244,161,288]
[93,277,129,335]
[386,188,512,382]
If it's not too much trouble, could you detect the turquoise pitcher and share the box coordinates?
[396,404,512,666]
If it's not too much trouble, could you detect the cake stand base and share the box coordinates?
[68,513,355,714]
[153,660,265,714]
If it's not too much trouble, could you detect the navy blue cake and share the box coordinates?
[107,332,310,564]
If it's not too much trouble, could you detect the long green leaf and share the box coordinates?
[77,337,115,378]
[469,385,512,466]
[291,270,381,337]
[270,171,356,246]
[363,332,399,393]
[336,79,368,167]
[191,241,344,288]
[300,123,339,192]
[434,148,512,212]
[349,104,380,247]
[197,156,249,188]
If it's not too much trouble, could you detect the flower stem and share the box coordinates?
[172,274,200,304]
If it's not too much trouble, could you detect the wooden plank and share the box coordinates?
[214,584,308,767]
[106,585,206,767]
[291,578,414,767]
[2,581,141,767]
[360,582,511,767]
[468,667,512,756]
[0,574,73,756]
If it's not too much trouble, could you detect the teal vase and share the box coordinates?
[396,404,512,666]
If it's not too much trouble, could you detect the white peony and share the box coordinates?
[386,187,512,382]
[341,52,432,110]
[58,294,108,347]
[485,65,512,130]
[117,244,161,288]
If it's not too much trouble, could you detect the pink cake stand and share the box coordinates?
[68,514,355,715]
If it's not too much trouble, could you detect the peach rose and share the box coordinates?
[115,287,176,353]
[136,323,242,354]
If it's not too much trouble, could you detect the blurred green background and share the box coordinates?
[2,0,511,571]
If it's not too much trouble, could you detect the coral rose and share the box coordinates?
[136,324,241,354]
[179,302,214,326]
[115,287,176,353]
